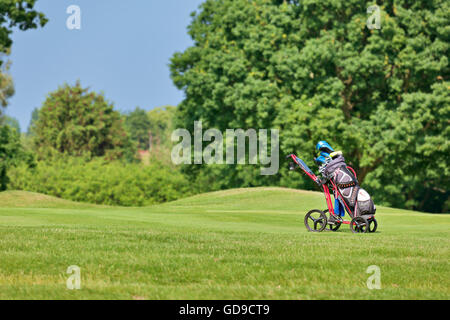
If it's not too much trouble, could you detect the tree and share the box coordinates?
[0,114,20,133]
[0,124,32,190]
[0,0,47,116]
[26,107,39,134]
[0,0,47,64]
[124,107,151,150]
[32,82,134,160]
[0,0,47,188]
[0,60,14,111]
[170,0,449,212]
[0,0,47,111]
[147,106,175,148]
[363,82,449,212]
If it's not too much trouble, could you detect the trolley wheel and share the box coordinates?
[304,209,328,232]
[367,216,378,233]
[324,209,342,232]
[350,216,370,233]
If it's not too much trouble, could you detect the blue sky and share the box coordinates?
[6,0,205,131]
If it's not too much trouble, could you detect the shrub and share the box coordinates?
[8,157,191,206]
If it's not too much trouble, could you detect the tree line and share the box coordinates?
[169,0,449,213]
[0,0,448,212]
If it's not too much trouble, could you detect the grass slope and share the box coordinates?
[0,188,448,300]
[0,191,100,209]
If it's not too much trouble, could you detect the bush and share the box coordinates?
[8,157,192,206]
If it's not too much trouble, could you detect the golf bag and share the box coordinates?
[323,155,376,216]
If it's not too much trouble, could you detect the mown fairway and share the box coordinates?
[0,188,448,300]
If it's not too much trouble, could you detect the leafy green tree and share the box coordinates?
[0,61,14,110]
[123,106,176,154]
[363,82,449,212]
[0,0,47,62]
[148,106,176,148]
[0,1,46,188]
[0,1,47,116]
[124,107,151,150]
[170,0,449,212]
[0,125,19,189]
[27,107,39,134]
[0,114,20,133]
[33,82,135,160]
[0,124,33,190]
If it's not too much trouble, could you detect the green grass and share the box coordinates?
[0,188,448,300]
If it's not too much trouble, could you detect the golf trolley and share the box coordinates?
[287,154,378,233]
